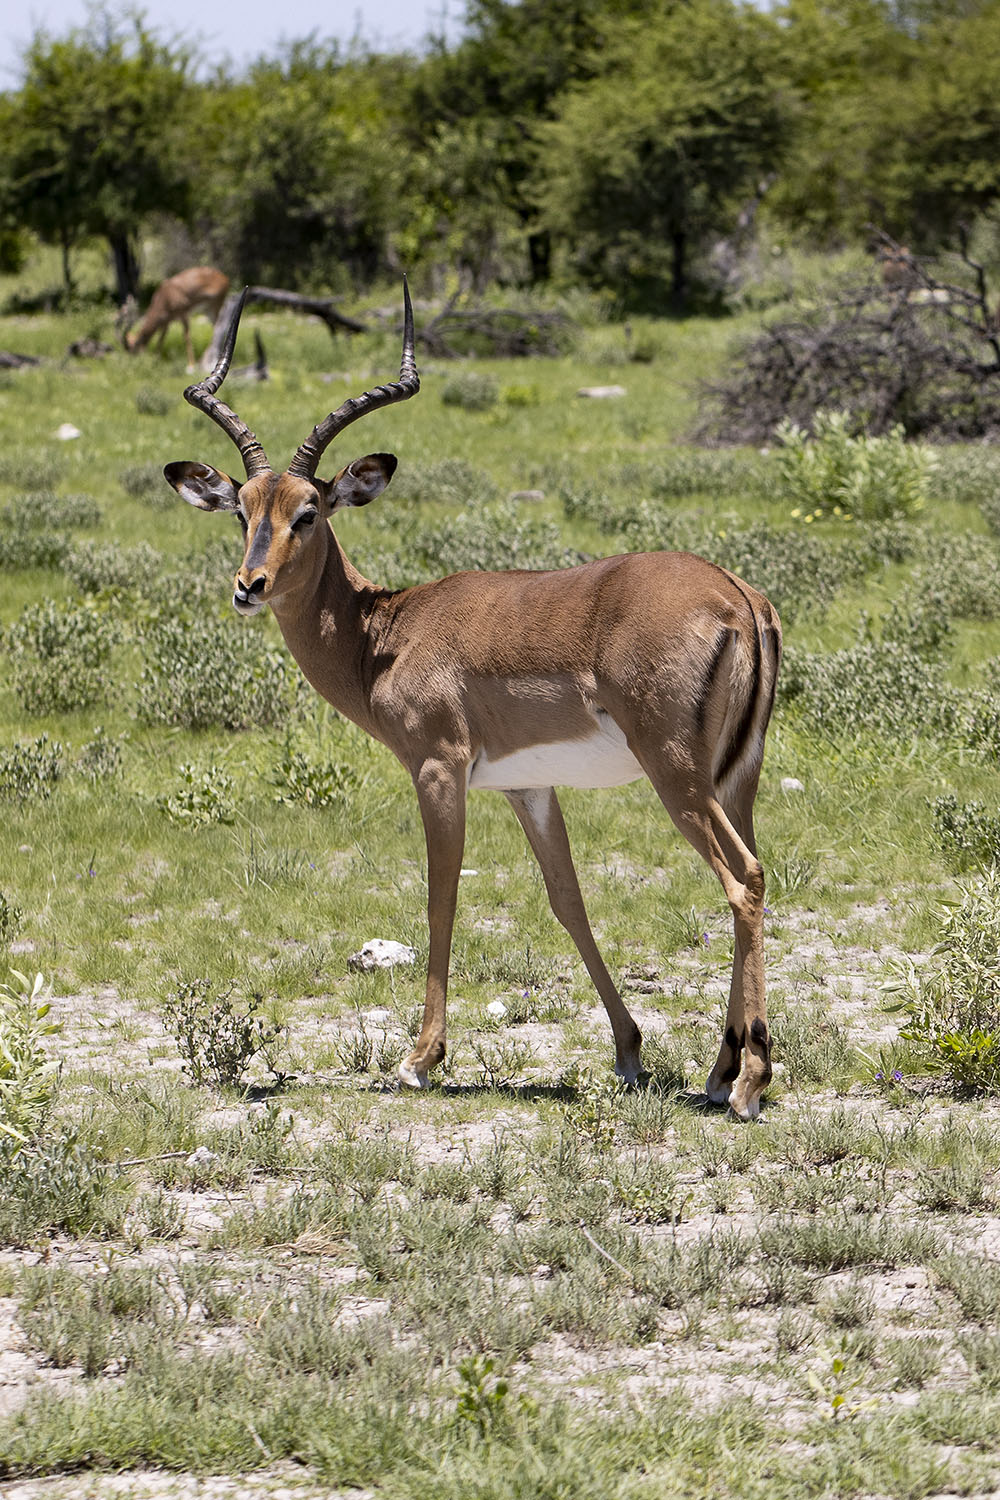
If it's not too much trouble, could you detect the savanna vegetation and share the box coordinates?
[2,0,1000,1496]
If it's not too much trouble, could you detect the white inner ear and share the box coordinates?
[175,466,240,511]
[330,458,389,511]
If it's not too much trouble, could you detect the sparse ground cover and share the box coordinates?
[1,271,1000,1497]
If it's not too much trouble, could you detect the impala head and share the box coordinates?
[163,282,419,615]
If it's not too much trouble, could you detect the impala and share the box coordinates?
[164,284,781,1119]
[123,266,230,368]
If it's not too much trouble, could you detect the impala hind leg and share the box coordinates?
[399,760,467,1089]
[648,775,770,1119]
[505,787,642,1083]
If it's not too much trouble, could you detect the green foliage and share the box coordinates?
[0,1130,129,1243]
[530,0,790,306]
[888,869,1000,1095]
[774,412,935,521]
[453,1354,511,1439]
[136,610,293,730]
[0,892,22,946]
[394,457,500,509]
[0,971,60,1146]
[932,794,1000,871]
[0,516,71,571]
[441,371,500,411]
[0,16,193,297]
[0,735,63,801]
[161,979,285,1090]
[779,638,957,740]
[417,500,581,576]
[6,598,119,713]
[67,541,163,596]
[157,764,236,827]
[270,748,360,808]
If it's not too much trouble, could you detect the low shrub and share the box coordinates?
[440,371,499,411]
[774,411,935,520]
[0,1130,129,1243]
[0,971,60,1146]
[416,501,582,577]
[0,493,100,531]
[0,452,62,491]
[910,535,1000,621]
[0,517,71,571]
[66,540,163,596]
[0,736,64,801]
[933,795,1000,871]
[157,764,236,826]
[0,892,22,946]
[74,728,124,783]
[5,598,120,713]
[887,868,1000,1094]
[136,610,294,730]
[270,748,361,808]
[779,639,959,740]
[393,457,500,509]
[134,388,172,417]
[119,460,172,505]
[162,979,285,1089]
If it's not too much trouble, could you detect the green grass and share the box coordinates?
[2,251,1000,1497]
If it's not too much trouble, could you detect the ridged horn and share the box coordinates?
[182,288,271,479]
[287,277,419,480]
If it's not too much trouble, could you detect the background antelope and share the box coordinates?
[122,266,229,368]
[164,285,781,1119]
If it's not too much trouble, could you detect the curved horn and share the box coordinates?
[287,276,420,480]
[183,288,271,480]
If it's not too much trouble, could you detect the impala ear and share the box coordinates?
[163,460,241,512]
[324,453,398,512]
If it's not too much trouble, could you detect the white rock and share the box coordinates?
[55,422,82,440]
[460,868,479,876]
[186,1146,219,1169]
[510,489,545,502]
[486,999,508,1019]
[780,777,805,793]
[576,385,626,399]
[348,938,416,972]
[364,1007,393,1024]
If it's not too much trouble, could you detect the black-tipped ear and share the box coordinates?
[325,453,397,512]
[163,460,241,512]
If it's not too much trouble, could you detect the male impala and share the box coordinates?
[164,285,781,1119]
[123,267,230,368]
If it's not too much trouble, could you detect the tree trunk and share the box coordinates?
[59,230,74,299]
[109,231,139,304]
[527,230,552,285]
[670,227,687,314]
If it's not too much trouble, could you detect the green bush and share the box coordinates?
[888,868,1000,1095]
[0,516,71,571]
[0,736,64,801]
[162,979,285,1090]
[270,748,361,808]
[910,535,1000,622]
[119,460,172,505]
[157,764,236,826]
[440,371,499,411]
[136,610,294,730]
[417,501,582,577]
[933,795,1000,871]
[779,640,959,740]
[0,892,22,946]
[6,598,120,713]
[66,540,163,596]
[0,492,100,531]
[0,971,60,1147]
[0,1130,129,1243]
[394,457,500,509]
[774,410,935,520]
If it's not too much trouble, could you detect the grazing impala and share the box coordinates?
[123,267,230,368]
[164,284,781,1119]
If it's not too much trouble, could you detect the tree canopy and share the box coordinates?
[2,0,1000,309]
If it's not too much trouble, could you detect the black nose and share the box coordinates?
[236,576,267,599]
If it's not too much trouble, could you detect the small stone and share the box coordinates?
[780,776,805,793]
[486,999,508,1019]
[364,1007,393,1024]
[460,868,479,876]
[510,489,545,502]
[54,422,82,440]
[186,1146,219,1169]
[576,385,626,399]
[348,938,416,972]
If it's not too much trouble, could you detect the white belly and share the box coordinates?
[469,712,645,791]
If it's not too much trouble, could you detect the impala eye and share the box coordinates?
[292,510,317,532]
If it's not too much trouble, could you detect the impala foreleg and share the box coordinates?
[400,760,467,1088]
[505,787,642,1083]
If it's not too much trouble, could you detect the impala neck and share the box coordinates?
[267,520,387,737]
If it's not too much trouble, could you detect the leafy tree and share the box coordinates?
[192,42,414,291]
[408,0,651,283]
[0,14,192,301]
[530,0,792,309]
